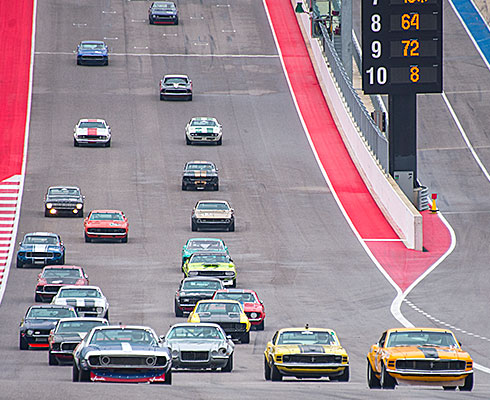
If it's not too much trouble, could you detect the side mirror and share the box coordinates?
[226,335,232,340]
[458,341,462,347]
[159,335,165,342]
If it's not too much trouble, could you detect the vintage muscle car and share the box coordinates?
[188,300,251,343]
[160,74,192,101]
[19,305,77,350]
[181,238,228,266]
[182,252,236,287]
[51,286,109,319]
[149,1,178,25]
[76,40,108,66]
[72,325,172,384]
[175,277,224,317]
[185,117,222,145]
[367,328,473,391]
[35,265,89,303]
[16,232,65,268]
[164,323,234,371]
[44,186,85,217]
[182,161,219,191]
[264,326,349,381]
[74,119,111,147]
[191,200,235,232]
[213,289,265,331]
[48,317,108,365]
[84,210,129,243]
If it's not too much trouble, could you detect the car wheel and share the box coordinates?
[44,209,50,217]
[160,94,165,101]
[443,386,457,390]
[188,94,192,101]
[163,370,172,385]
[271,362,283,381]
[19,334,28,350]
[380,363,396,389]
[16,260,24,269]
[231,279,236,288]
[48,351,58,366]
[104,59,108,66]
[78,210,84,218]
[217,137,222,146]
[214,183,219,191]
[334,366,349,382]
[74,139,79,147]
[35,293,42,302]
[228,220,235,232]
[174,17,179,25]
[264,356,271,380]
[149,18,154,25]
[104,310,109,320]
[72,363,80,382]
[222,353,233,372]
[186,136,191,145]
[105,139,111,147]
[76,59,81,66]
[256,320,265,331]
[79,367,91,382]
[459,373,474,391]
[121,236,128,243]
[61,253,65,264]
[191,220,198,232]
[174,300,184,317]
[84,233,91,243]
[182,182,186,190]
[240,331,250,344]
[367,361,381,388]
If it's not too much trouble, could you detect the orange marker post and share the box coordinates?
[431,193,438,213]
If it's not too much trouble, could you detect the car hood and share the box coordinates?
[242,302,263,312]
[178,289,216,297]
[187,263,235,272]
[194,210,232,218]
[41,277,80,285]
[78,49,108,56]
[187,126,221,134]
[75,127,110,136]
[46,195,82,202]
[151,9,177,16]
[23,319,59,330]
[386,346,467,360]
[54,297,107,307]
[275,344,346,355]
[84,343,162,353]
[167,339,223,351]
[19,244,62,252]
[197,313,241,323]
[85,220,126,228]
[54,332,87,342]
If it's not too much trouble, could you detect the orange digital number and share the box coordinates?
[401,39,420,56]
[401,13,420,30]
[410,66,420,82]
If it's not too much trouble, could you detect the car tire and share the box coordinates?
[174,300,184,317]
[188,94,192,101]
[334,366,349,382]
[104,59,108,66]
[271,363,283,381]
[19,334,28,350]
[214,183,219,191]
[16,260,24,269]
[182,182,186,190]
[443,386,457,390]
[105,139,111,147]
[230,279,236,288]
[61,253,65,265]
[380,363,396,389]
[48,351,58,366]
[121,236,128,243]
[160,94,165,101]
[367,361,381,388]
[74,139,79,147]
[35,293,42,303]
[459,373,474,391]
[186,136,191,145]
[149,18,154,25]
[240,331,250,344]
[77,59,81,66]
[79,368,91,382]
[163,370,172,385]
[264,356,271,380]
[44,209,50,217]
[84,233,91,243]
[104,310,109,320]
[174,17,179,25]
[222,353,233,372]
[191,221,198,232]
[78,210,84,218]
[228,220,235,232]
[72,363,80,382]
[256,320,265,331]
[217,137,222,146]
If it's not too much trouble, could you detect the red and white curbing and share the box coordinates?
[0,175,22,297]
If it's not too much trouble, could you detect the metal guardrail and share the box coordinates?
[316,22,389,171]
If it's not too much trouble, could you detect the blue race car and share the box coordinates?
[76,41,109,66]
[17,232,65,268]
[181,238,228,268]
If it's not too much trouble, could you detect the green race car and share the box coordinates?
[183,252,236,287]
[181,238,228,268]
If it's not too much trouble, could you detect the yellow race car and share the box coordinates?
[188,299,251,343]
[264,325,349,381]
[367,327,473,391]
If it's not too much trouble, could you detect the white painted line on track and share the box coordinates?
[190,16,204,20]
[222,30,236,33]
[193,42,209,46]
[102,10,116,14]
[131,19,146,23]
[133,46,149,50]
[72,23,87,27]
[216,4,230,7]
[162,33,178,37]
[103,37,118,40]
[35,51,278,58]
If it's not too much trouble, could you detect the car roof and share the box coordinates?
[187,238,223,242]
[57,317,108,323]
[29,304,73,309]
[42,265,83,270]
[215,289,256,294]
[48,186,80,190]
[25,232,59,237]
[80,40,105,45]
[163,74,189,79]
[186,161,215,165]
[59,285,101,291]
[91,325,154,331]
[196,200,230,204]
[196,299,241,305]
[89,209,123,213]
[182,277,222,282]
[276,327,336,334]
[169,322,223,329]
[386,327,454,334]
[78,118,106,123]
[153,1,176,5]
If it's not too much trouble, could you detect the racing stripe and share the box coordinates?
[298,344,325,353]
[121,342,132,352]
[87,128,97,136]
[66,299,77,307]
[77,298,85,307]
[417,347,439,358]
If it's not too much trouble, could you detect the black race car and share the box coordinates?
[19,305,77,350]
[149,1,178,25]
[174,277,224,317]
[44,186,84,217]
[182,161,219,191]
[160,74,192,101]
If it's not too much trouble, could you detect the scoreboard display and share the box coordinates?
[362,0,443,94]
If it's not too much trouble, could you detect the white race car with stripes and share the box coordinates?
[73,119,111,147]
[52,285,110,319]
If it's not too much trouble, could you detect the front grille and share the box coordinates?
[199,219,229,223]
[190,132,217,137]
[186,177,214,182]
[76,306,97,313]
[181,351,209,361]
[218,322,246,332]
[88,355,168,367]
[77,135,107,140]
[61,342,79,351]
[43,285,62,293]
[396,360,466,371]
[164,89,189,94]
[29,329,51,336]
[282,354,342,363]
[87,228,126,233]
[195,271,223,277]
[26,252,54,258]
[81,56,105,61]
[179,296,211,304]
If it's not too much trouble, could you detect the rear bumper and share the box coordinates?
[77,56,108,65]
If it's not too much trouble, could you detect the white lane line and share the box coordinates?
[442,91,490,182]
[72,23,87,27]
[133,46,149,50]
[131,19,146,23]
[193,43,209,46]
[162,33,178,37]
[222,29,236,33]
[103,37,118,40]
[190,16,204,20]
[35,51,279,58]
[102,10,116,14]
[216,4,230,7]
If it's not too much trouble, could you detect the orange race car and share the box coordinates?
[367,327,473,391]
[84,210,129,243]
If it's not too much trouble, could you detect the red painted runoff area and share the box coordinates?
[0,0,33,181]
[265,0,451,291]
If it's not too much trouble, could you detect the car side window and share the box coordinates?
[272,331,278,345]
[379,332,387,347]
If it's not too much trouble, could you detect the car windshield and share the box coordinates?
[187,240,224,251]
[59,288,101,298]
[167,326,224,340]
[79,121,106,129]
[90,328,157,345]
[185,163,215,171]
[277,330,338,345]
[80,43,105,50]
[23,235,58,245]
[153,3,175,10]
[89,212,123,221]
[386,331,458,347]
[48,187,80,196]
[196,302,241,315]
[164,77,187,85]
[196,202,229,211]
[182,280,222,291]
[57,320,106,334]
[190,119,217,127]
[27,307,76,319]
[214,292,257,303]
[43,268,82,279]
[189,254,230,264]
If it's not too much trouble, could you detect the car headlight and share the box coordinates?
[172,350,179,358]
[96,307,104,313]
[18,252,25,257]
[27,330,34,336]
[225,271,235,276]
[46,203,53,209]
[188,271,198,276]
[250,312,258,318]
[76,203,83,210]
[218,347,227,355]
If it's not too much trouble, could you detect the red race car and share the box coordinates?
[35,265,89,303]
[212,289,265,330]
[84,210,129,243]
